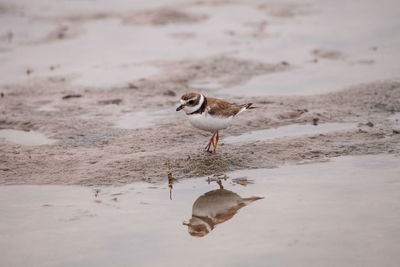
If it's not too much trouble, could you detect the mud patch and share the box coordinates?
[258,2,312,17]
[52,7,208,26]
[33,24,86,43]
[311,48,344,60]
[122,8,208,25]
[152,55,290,91]
[53,12,117,23]
[351,59,375,65]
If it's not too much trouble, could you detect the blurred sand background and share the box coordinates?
[0,0,399,185]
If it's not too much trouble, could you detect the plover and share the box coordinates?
[183,180,263,237]
[176,92,254,153]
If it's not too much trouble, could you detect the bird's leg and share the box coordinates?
[217,179,224,189]
[212,131,219,153]
[204,136,213,151]
[205,131,217,152]
[208,133,215,151]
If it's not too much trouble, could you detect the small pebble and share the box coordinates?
[62,94,82,99]
[98,99,122,105]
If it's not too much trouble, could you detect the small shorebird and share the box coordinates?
[176,92,254,153]
[183,180,263,237]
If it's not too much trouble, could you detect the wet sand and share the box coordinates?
[1,78,399,185]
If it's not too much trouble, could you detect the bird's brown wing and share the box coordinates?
[206,97,243,117]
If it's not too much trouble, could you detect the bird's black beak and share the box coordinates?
[176,105,184,111]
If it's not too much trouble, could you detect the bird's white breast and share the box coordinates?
[187,112,233,132]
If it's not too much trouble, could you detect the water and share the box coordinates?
[224,122,356,144]
[1,154,399,266]
[0,129,55,146]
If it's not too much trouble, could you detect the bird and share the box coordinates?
[176,92,254,153]
[183,180,263,237]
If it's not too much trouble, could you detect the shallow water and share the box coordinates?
[0,129,55,146]
[1,154,399,266]
[224,122,356,144]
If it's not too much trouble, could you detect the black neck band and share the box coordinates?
[189,96,207,115]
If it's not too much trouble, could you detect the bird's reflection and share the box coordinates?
[184,180,263,237]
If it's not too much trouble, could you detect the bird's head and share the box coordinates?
[176,92,204,114]
[183,217,211,237]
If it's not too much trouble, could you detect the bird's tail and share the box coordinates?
[238,103,256,115]
[242,196,264,205]
[244,103,256,109]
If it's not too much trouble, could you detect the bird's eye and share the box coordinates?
[188,100,195,105]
